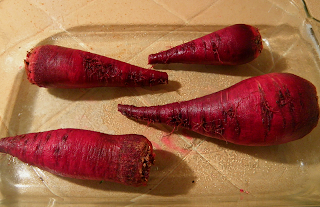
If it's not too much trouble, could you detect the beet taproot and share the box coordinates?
[118,73,319,146]
[0,128,155,186]
[148,24,263,65]
[25,45,168,88]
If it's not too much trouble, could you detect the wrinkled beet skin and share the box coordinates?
[118,73,319,146]
[0,129,155,186]
[24,45,168,88]
[148,24,263,65]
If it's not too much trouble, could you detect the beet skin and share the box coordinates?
[118,73,319,146]
[25,45,168,88]
[148,24,263,65]
[0,128,155,186]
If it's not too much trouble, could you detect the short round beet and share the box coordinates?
[118,73,319,146]
[0,128,155,186]
[148,24,263,65]
[25,45,168,88]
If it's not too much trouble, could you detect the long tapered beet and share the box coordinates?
[0,128,155,186]
[118,73,319,146]
[148,24,263,65]
[24,45,168,88]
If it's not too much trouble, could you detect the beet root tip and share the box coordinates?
[118,104,131,116]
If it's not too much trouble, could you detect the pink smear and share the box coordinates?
[161,135,189,155]
[240,189,249,194]
[151,141,162,150]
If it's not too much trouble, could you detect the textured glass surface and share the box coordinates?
[0,0,320,206]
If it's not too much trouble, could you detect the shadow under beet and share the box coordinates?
[46,80,181,101]
[176,126,320,166]
[209,124,320,166]
[56,149,196,197]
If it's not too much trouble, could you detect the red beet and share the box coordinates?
[148,24,263,65]
[118,73,319,146]
[24,45,168,88]
[0,128,155,186]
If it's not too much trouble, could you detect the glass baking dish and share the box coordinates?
[0,0,320,206]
